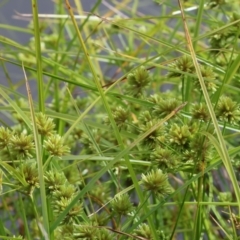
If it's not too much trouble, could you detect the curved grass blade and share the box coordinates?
[23,64,49,238]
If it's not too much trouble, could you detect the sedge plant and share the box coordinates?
[0,0,240,239]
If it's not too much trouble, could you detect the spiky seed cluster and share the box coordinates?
[80,130,100,154]
[141,169,173,198]
[90,183,111,203]
[169,124,192,147]
[44,171,67,194]
[94,228,112,240]
[187,121,200,135]
[190,134,212,163]
[111,194,133,216]
[182,149,196,163]
[152,98,179,118]
[0,127,12,150]
[194,66,218,93]
[134,223,153,240]
[55,224,74,240]
[72,127,84,140]
[125,66,151,98]
[63,165,82,185]
[209,14,238,55]
[209,31,229,54]
[52,184,76,200]
[44,134,70,157]
[10,132,35,159]
[74,223,97,239]
[192,103,210,121]
[90,212,110,227]
[45,170,82,223]
[16,162,39,194]
[216,96,240,124]
[138,110,153,125]
[35,112,55,136]
[147,94,162,104]
[167,56,195,78]
[179,130,214,172]
[150,148,177,172]
[0,128,37,160]
[54,196,82,223]
[209,12,240,62]
[67,226,112,240]
[139,119,165,149]
[104,106,129,130]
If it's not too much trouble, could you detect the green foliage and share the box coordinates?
[0,0,240,240]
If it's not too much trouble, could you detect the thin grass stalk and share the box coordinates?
[202,175,212,238]
[31,0,45,112]
[193,177,204,239]
[19,194,32,240]
[169,186,190,240]
[30,194,42,239]
[0,220,5,236]
[23,66,50,238]
[54,2,68,136]
[192,0,204,48]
